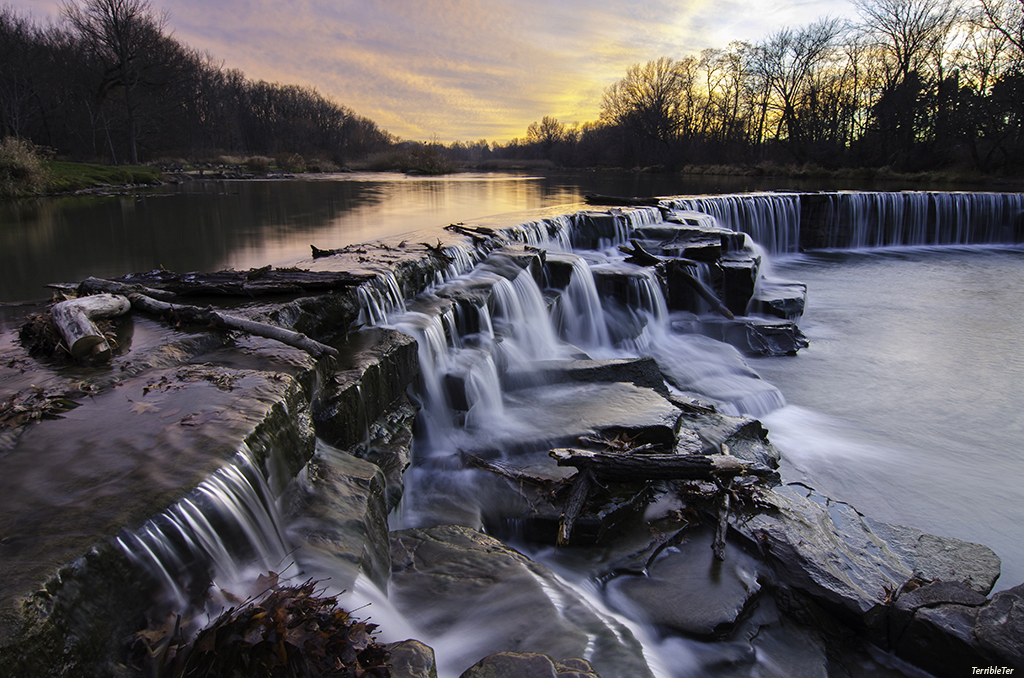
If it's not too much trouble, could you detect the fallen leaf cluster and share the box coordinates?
[127,578,391,677]
[0,386,82,428]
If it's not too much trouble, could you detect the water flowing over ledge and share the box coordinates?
[664,191,1024,253]
[1,190,1021,677]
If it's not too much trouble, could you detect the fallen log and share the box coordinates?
[127,293,339,360]
[558,467,595,546]
[584,194,661,207]
[90,267,372,297]
[666,259,735,320]
[51,293,131,363]
[76,276,178,301]
[550,449,770,481]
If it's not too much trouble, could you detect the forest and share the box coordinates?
[1,0,1023,176]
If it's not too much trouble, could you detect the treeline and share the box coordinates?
[499,0,1024,174]
[2,0,1022,175]
[0,0,392,166]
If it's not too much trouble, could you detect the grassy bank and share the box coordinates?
[43,161,162,193]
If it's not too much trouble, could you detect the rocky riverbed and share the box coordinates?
[0,201,1021,677]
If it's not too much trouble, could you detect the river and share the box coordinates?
[2,171,1023,671]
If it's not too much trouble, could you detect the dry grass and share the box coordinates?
[0,137,49,198]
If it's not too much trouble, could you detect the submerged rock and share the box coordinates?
[608,529,763,639]
[389,525,654,678]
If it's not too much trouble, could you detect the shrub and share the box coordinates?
[274,152,307,172]
[245,156,271,174]
[0,137,48,198]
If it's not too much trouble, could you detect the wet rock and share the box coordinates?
[730,484,1001,638]
[893,601,983,675]
[385,639,439,678]
[572,211,628,249]
[750,280,807,320]
[866,519,1001,595]
[890,579,988,641]
[313,328,418,449]
[351,397,416,511]
[608,529,763,638]
[676,316,809,356]
[494,381,683,452]
[502,357,668,394]
[555,657,600,678]
[459,651,559,678]
[673,405,781,469]
[389,525,654,678]
[973,584,1024,671]
[719,254,761,316]
[283,444,391,592]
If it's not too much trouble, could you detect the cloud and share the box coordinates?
[10,0,857,142]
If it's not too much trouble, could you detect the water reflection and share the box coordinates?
[1,170,961,303]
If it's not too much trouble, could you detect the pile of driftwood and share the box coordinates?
[464,437,775,561]
[38,267,372,364]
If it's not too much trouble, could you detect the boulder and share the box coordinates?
[458,652,600,678]
[386,639,439,678]
[973,584,1024,670]
[389,525,653,678]
[718,254,760,316]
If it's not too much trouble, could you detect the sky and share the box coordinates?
[11,0,858,142]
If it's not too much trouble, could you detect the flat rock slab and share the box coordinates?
[0,363,313,623]
[389,525,654,678]
[731,484,1001,635]
[608,529,763,638]
[491,381,682,452]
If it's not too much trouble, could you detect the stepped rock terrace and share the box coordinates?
[1,191,1022,677]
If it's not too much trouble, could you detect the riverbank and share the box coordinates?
[1,199,1021,677]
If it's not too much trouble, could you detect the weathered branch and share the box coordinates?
[127,293,339,360]
[91,268,371,297]
[558,467,595,546]
[51,293,131,363]
[618,239,664,267]
[550,448,770,481]
[584,194,661,207]
[668,260,735,320]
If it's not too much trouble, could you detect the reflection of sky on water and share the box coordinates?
[749,246,1024,590]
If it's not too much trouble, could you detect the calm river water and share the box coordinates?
[2,171,1022,593]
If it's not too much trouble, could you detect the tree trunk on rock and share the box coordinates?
[51,293,131,363]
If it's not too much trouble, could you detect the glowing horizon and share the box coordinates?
[10,0,858,143]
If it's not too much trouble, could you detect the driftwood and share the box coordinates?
[51,293,131,363]
[86,267,371,297]
[671,263,736,320]
[77,276,178,301]
[445,223,498,244]
[550,448,771,543]
[127,293,339,360]
[550,448,770,481]
[584,194,661,207]
[619,240,735,320]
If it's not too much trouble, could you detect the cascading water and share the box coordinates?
[117,451,294,612]
[663,193,802,254]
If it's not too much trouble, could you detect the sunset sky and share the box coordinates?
[12,0,857,142]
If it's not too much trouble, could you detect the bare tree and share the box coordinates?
[854,0,963,87]
[60,0,168,164]
[600,57,687,155]
[974,0,1024,61]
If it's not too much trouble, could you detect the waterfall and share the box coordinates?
[811,191,1024,249]
[663,193,802,254]
[117,451,292,611]
[357,271,408,326]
